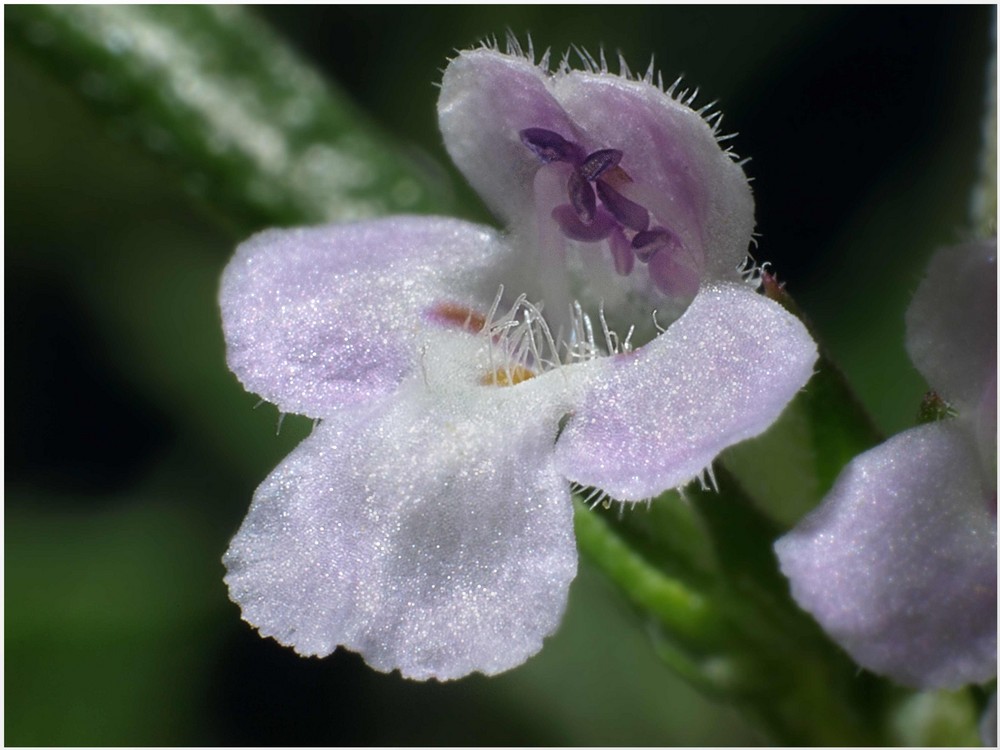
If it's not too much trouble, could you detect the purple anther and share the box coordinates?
[579,149,622,181]
[596,181,650,232]
[519,128,585,164]
[567,169,596,223]
[552,204,616,242]
[608,228,635,276]
[631,226,676,262]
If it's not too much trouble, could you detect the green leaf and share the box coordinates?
[722,278,884,527]
[5,496,225,745]
[6,5,450,233]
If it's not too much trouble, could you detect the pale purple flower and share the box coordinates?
[220,45,817,680]
[776,239,997,690]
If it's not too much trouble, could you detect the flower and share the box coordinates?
[775,239,997,690]
[220,43,818,680]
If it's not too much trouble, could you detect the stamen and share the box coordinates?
[520,125,700,300]
[608,228,634,276]
[567,169,596,223]
[596,180,650,232]
[579,149,622,180]
[632,226,678,262]
[551,205,615,241]
[596,164,633,190]
[519,128,585,164]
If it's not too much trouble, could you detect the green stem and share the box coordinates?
[575,470,894,745]
[763,271,885,488]
[722,274,885,527]
[574,499,727,649]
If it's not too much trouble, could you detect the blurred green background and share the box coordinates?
[5,6,994,745]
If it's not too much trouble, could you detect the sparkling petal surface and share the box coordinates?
[553,282,817,501]
[223,368,579,681]
[220,217,510,418]
[439,50,578,225]
[906,239,997,409]
[775,422,997,689]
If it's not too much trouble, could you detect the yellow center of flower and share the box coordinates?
[481,366,535,387]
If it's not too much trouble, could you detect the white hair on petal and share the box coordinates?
[464,34,753,178]
[616,51,631,78]
[643,55,657,85]
[738,255,767,290]
[480,288,596,379]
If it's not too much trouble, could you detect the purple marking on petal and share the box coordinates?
[597,180,650,232]
[579,149,622,181]
[552,204,616,242]
[609,228,634,276]
[631,227,674,262]
[568,169,596,223]
[519,128,585,164]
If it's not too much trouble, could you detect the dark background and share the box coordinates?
[6,6,994,745]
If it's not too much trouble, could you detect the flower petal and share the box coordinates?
[223,376,578,681]
[220,217,510,417]
[906,239,997,409]
[439,49,579,226]
[550,69,755,281]
[439,48,756,332]
[553,282,817,501]
[775,422,997,689]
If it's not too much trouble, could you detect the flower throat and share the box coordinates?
[520,127,693,295]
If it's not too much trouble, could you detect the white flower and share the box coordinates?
[221,44,818,680]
